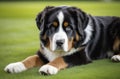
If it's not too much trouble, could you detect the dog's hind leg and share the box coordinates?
[111,37,120,62]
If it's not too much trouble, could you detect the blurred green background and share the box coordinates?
[0,1,120,79]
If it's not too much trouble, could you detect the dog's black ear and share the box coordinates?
[36,6,54,30]
[68,7,89,47]
[76,10,88,36]
[72,7,88,36]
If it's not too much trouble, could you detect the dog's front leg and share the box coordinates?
[4,55,44,73]
[39,50,92,75]
[39,57,68,75]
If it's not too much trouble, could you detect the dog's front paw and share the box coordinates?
[39,64,58,75]
[4,62,26,73]
[111,55,120,62]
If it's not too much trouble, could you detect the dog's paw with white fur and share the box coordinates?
[39,64,58,75]
[4,62,26,73]
[111,55,120,62]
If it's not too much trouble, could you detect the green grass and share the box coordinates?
[0,1,120,79]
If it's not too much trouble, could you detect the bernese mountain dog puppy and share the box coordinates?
[4,6,120,75]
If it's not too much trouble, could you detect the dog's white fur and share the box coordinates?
[111,55,120,61]
[52,11,68,52]
[4,62,26,73]
[82,19,93,45]
[39,64,58,75]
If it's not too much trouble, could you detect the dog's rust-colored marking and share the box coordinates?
[48,57,68,70]
[53,21,58,27]
[113,37,120,51]
[68,37,74,51]
[75,32,80,41]
[22,55,44,69]
[64,21,69,27]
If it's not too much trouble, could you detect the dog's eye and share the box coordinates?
[53,21,58,27]
[64,22,69,27]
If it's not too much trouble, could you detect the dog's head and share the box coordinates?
[36,6,89,52]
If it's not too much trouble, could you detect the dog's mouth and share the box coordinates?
[52,43,66,52]
[53,46,65,53]
[56,45,63,50]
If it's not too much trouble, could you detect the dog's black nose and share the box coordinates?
[56,39,65,46]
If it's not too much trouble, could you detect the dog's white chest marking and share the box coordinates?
[43,46,78,61]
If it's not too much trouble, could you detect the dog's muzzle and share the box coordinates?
[51,32,68,52]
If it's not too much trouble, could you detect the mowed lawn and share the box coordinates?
[0,1,120,79]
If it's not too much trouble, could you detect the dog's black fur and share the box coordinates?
[4,6,120,75]
[36,6,120,68]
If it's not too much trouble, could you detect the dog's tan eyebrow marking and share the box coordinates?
[64,21,69,27]
[53,21,58,27]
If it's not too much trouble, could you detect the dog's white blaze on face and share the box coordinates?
[51,11,68,52]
